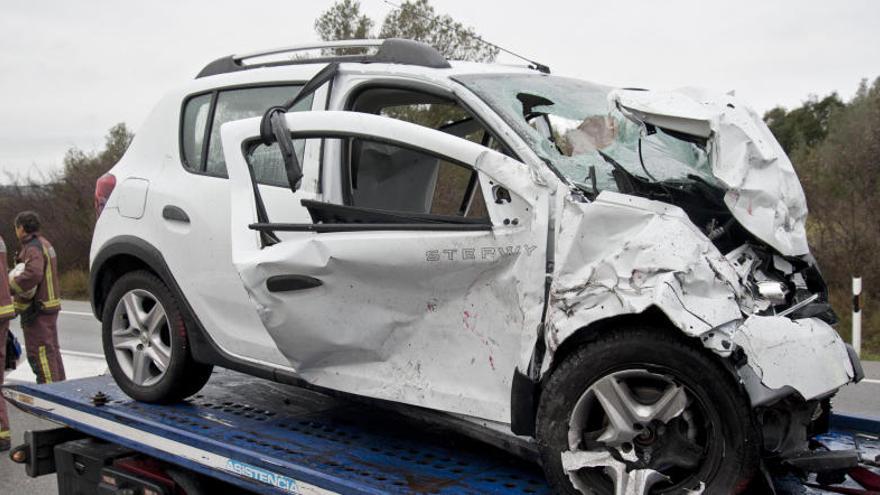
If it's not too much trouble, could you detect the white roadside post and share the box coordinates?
[852,276,862,357]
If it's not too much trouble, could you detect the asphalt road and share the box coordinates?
[0,302,878,494]
[10,299,103,355]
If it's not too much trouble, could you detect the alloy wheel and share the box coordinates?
[563,369,712,494]
[111,289,173,387]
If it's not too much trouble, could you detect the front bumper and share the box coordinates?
[732,316,858,406]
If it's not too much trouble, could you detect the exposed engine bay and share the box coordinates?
[595,157,837,324]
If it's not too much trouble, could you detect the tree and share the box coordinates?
[315,0,498,62]
[378,0,498,62]
[796,78,880,284]
[0,123,133,277]
[314,0,374,42]
[763,93,844,155]
[768,78,880,355]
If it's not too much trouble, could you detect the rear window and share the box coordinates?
[180,85,313,185]
[180,93,211,170]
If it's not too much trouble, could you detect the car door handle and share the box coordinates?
[266,275,323,292]
[162,205,190,223]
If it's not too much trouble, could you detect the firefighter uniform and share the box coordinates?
[0,236,16,445]
[10,232,65,384]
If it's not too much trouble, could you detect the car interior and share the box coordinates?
[298,87,500,226]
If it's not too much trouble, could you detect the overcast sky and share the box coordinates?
[1,0,878,181]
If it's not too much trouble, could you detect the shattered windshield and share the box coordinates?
[455,74,717,192]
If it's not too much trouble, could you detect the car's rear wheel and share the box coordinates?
[102,270,213,403]
[536,326,759,494]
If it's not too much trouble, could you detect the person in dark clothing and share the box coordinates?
[0,233,16,451]
[10,211,65,386]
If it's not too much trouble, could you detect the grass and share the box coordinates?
[59,269,89,300]
[859,351,880,362]
[828,289,879,359]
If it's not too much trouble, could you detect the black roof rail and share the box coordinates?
[196,38,451,78]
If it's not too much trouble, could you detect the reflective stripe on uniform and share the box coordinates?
[0,430,10,439]
[41,244,58,304]
[39,346,53,384]
[0,303,14,317]
[42,299,61,309]
[14,301,29,311]
[9,277,25,295]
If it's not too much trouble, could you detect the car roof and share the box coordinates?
[177,39,543,96]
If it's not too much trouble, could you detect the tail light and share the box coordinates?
[95,173,117,218]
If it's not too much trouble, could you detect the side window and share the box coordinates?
[246,140,309,188]
[181,94,212,171]
[433,159,488,218]
[180,85,313,184]
[341,87,509,220]
[350,87,510,155]
[348,138,488,219]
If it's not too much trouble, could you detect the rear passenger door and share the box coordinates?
[222,111,549,423]
[155,80,324,368]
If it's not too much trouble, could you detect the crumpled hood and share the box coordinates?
[610,88,810,256]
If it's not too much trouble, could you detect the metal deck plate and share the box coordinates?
[4,372,551,494]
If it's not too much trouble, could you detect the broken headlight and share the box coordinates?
[756,280,788,305]
[726,244,837,323]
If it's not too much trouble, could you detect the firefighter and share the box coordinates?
[10,211,65,385]
[0,234,16,452]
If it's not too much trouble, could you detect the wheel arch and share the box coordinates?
[90,236,171,321]
[543,307,683,382]
[511,306,725,437]
[89,236,295,383]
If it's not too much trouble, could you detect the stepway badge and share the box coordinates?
[226,459,300,493]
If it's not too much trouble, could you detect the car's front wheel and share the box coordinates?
[536,326,760,494]
[102,270,213,403]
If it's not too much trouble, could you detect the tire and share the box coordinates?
[102,270,213,403]
[536,326,759,494]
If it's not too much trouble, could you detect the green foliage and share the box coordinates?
[763,93,844,155]
[767,78,880,356]
[381,103,469,130]
[315,0,498,62]
[314,0,374,42]
[59,269,89,300]
[0,123,133,274]
[378,0,498,62]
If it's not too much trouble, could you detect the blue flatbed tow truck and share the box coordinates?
[3,371,880,495]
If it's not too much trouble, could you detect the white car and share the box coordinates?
[89,39,863,494]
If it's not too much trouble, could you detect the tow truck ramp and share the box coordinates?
[3,372,879,494]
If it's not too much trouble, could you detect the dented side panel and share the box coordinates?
[545,191,742,370]
[544,190,855,403]
[237,226,540,422]
[222,113,548,423]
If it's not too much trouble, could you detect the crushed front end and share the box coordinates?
[458,73,863,478]
[711,244,863,461]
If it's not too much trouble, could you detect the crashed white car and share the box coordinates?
[89,39,863,494]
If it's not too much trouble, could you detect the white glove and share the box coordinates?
[9,263,36,300]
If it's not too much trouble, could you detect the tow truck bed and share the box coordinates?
[3,372,879,494]
[3,371,551,494]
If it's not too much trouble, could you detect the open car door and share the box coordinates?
[220,111,549,422]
